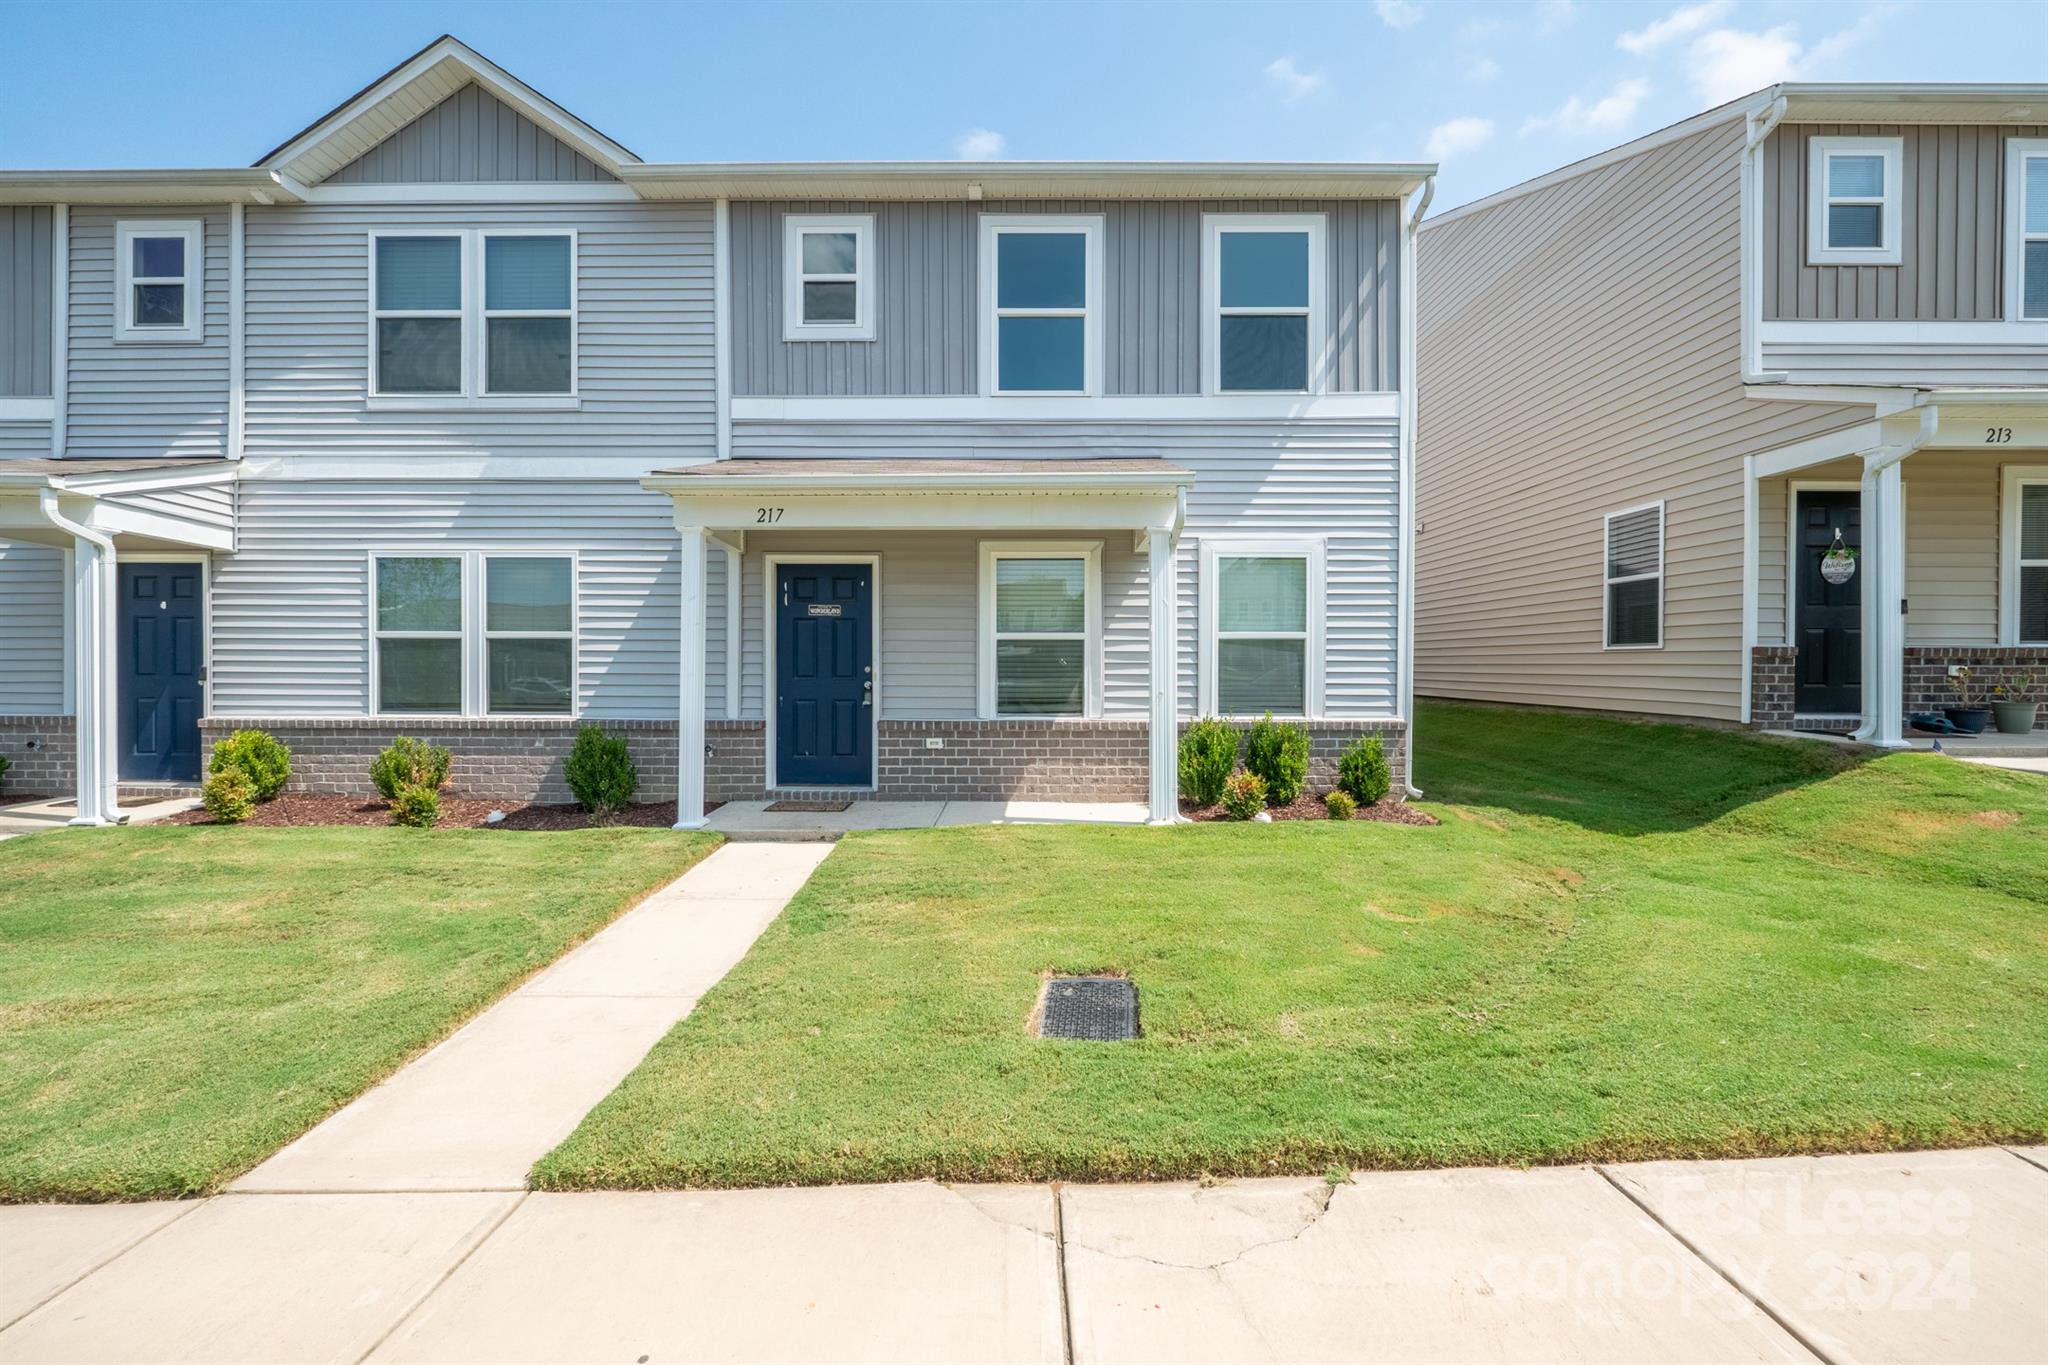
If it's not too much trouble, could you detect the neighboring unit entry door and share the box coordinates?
[119,562,205,782]
[775,563,873,787]
[1795,490,1861,716]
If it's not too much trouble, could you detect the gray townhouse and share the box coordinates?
[0,36,1433,826]
[1417,83,2048,746]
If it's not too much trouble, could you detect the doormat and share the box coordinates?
[765,799,854,813]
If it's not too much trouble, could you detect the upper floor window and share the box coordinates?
[370,229,576,405]
[783,214,875,341]
[1808,137,1902,266]
[1603,502,1664,650]
[1204,215,1325,393]
[115,221,203,343]
[979,215,1103,396]
[2006,139,2048,321]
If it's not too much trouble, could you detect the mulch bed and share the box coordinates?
[1180,791,1438,825]
[166,793,721,831]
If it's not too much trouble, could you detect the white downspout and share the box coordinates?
[1851,405,1937,746]
[1741,94,1788,384]
[40,486,122,826]
[1398,174,1434,798]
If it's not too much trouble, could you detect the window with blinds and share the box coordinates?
[1604,503,1664,650]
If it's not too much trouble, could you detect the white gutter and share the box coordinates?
[38,487,121,826]
[1741,94,1788,384]
[1398,174,1434,798]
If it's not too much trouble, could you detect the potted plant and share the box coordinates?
[1992,674,2039,736]
[1944,667,1992,735]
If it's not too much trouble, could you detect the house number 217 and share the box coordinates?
[1986,427,2013,444]
[755,506,784,523]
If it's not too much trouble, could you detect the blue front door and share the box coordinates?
[775,562,872,787]
[119,563,204,782]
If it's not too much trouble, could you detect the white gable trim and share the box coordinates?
[259,36,639,186]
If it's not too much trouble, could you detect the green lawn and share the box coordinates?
[537,703,2048,1189]
[0,826,718,1201]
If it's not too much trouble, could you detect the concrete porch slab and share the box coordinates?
[0,1202,191,1330]
[0,795,201,838]
[0,1192,517,1364]
[1061,1169,1814,1364]
[708,798,1149,837]
[366,1185,1063,1364]
[934,800,1150,826]
[1607,1148,2048,1365]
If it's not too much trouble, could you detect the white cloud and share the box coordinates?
[1468,56,1501,83]
[953,128,1006,160]
[1375,0,1423,30]
[1520,77,1652,137]
[1617,0,1733,56]
[1263,56,1325,102]
[1425,116,1495,161]
[1684,25,1802,104]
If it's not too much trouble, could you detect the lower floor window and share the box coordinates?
[373,552,576,715]
[1604,503,1664,649]
[979,541,1101,717]
[2014,476,2048,643]
[1201,539,1321,717]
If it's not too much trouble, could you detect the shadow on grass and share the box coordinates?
[1413,699,1867,835]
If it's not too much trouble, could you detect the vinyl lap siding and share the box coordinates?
[0,543,65,714]
[243,202,712,462]
[1764,123,2048,321]
[730,199,1400,397]
[213,481,716,719]
[2,206,55,397]
[325,84,618,184]
[102,483,234,536]
[0,422,52,458]
[67,207,230,459]
[1417,118,1866,722]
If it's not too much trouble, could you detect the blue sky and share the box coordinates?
[3,0,2043,211]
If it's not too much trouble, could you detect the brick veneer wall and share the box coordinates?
[1749,647,1797,728]
[0,715,73,798]
[1904,647,2048,726]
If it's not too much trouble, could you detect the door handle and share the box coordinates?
[861,679,873,707]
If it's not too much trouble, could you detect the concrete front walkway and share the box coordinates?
[3,1148,2042,1363]
[707,798,1150,838]
[0,794,200,840]
[233,840,832,1194]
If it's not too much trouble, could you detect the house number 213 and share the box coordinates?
[1986,427,2013,444]
[755,506,784,523]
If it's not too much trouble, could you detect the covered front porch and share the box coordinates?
[643,458,1194,828]
[1745,400,2047,745]
[0,458,236,825]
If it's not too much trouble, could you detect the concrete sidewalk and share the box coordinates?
[4,1147,2042,1363]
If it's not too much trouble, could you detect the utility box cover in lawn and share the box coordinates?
[1038,977,1140,1041]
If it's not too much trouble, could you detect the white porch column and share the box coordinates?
[1867,459,1908,748]
[1146,530,1180,825]
[68,531,121,825]
[674,526,710,829]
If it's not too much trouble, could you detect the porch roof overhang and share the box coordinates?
[643,457,1192,545]
[0,458,237,551]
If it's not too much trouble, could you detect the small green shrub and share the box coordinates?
[565,726,637,818]
[1221,770,1267,821]
[371,736,451,800]
[1177,717,1239,807]
[201,769,256,824]
[1324,790,1357,820]
[211,728,292,802]
[1337,735,1391,807]
[0,753,10,790]
[390,782,442,829]
[1243,714,1310,806]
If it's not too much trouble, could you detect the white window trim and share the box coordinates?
[2005,138,2048,322]
[1603,501,1666,652]
[978,213,1105,397]
[367,549,580,718]
[1808,136,1903,266]
[1197,537,1326,719]
[2001,465,2048,645]
[976,540,1103,719]
[1200,213,1327,396]
[114,220,203,343]
[782,213,876,341]
[366,229,580,409]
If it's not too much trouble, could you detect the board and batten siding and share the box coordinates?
[1759,449,2017,649]
[2,206,55,397]
[325,83,618,185]
[730,199,1400,397]
[1417,116,1867,723]
[212,480,722,719]
[243,201,713,462]
[731,416,1400,719]
[1764,123,2048,321]
[0,543,65,714]
[66,206,230,459]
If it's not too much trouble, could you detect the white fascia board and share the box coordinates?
[644,469,1195,494]
[300,182,642,204]
[1762,319,2048,345]
[0,170,303,205]
[620,161,1434,202]
[730,394,1399,422]
[654,489,1181,535]
[240,454,697,481]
